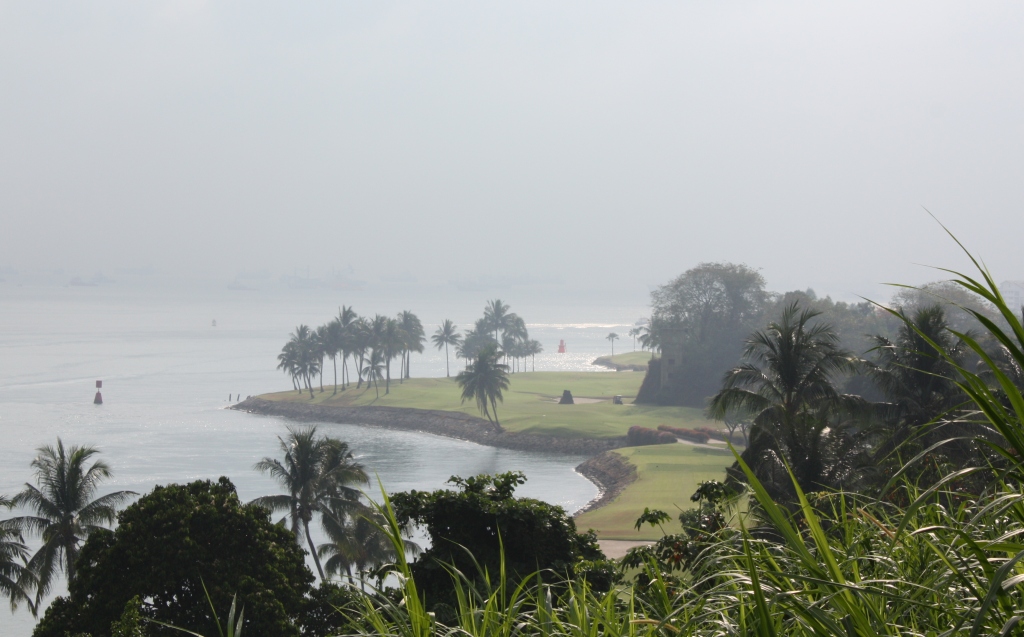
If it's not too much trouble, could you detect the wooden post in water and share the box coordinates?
[94,380,103,405]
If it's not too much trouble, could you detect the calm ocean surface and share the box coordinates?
[0,283,645,635]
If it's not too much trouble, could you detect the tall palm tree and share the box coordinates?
[431,320,462,378]
[606,332,619,356]
[708,302,862,498]
[324,320,342,394]
[5,440,135,606]
[337,306,358,389]
[317,508,419,589]
[289,324,318,398]
[628,326,641,351]
[483,299,511,342]
[362,348,386,399]
[251,427,367,581]
[526,339,543,372]
[456,344,510,430]
[277,341,301,392]
[351,317,371,388]
[314,324,330,393]
[381,318,405,394]
[865,304,969,453]
[0,495,32,611]
[397,311,425,381]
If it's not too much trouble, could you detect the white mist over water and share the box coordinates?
[0,283,644,635]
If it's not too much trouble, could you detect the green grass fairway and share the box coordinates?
[575,444,734,540]
[594,351,653,367]
[262,371,711,440]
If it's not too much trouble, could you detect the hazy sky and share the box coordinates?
[2,2,1022,301]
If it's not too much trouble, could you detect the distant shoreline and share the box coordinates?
[231,397,632,515]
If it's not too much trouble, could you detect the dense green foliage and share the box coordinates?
[31,478,320,637]
[3,440,135,609]
[455,344,511,427]
[390,471,613,621]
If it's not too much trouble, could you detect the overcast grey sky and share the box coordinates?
[2,2,1022,300]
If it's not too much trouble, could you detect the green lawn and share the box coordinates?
[593,351,654,368]
[575,444,735,540]
[263,371,710,440]
[263,372,736,539]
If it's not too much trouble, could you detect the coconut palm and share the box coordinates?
[865,304,970,458]
[526,339,543,372]
[5,440,136,606]
[318,507,419,590]
[708,302,863,499]
[628,326,641,351]
[362,348,386,399]
[431,320,462,377]
[607,332,619,356]
[251,427,367,581]
[381,318,406,394]
[0,495,32,611]
[397,311,425,381]
[483,299,511,342]
[351,317,371,388]
[456,344,510,429]
[277,341,301,392]
[337,305,358,389]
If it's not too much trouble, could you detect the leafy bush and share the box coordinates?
[656,424,710,444]
[626,426,676,446]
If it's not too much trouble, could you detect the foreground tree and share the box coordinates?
[431,319,462,377]
[398,310,425,381]
[251,428,368,581]
[456,344,510,429]
[5,440,135,607]
[390,472,611,622]
[31,478,340,637]
[708,303,864,500]
[0,495,32,611]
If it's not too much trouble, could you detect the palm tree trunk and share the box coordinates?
[445,343,450,377]
[332,356,338,394]
[385,358,391,394]
[304,520,326,581]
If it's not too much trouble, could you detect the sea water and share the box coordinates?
[0,283,645,635]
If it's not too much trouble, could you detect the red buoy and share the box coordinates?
[557,339,566,354]
[94,380,103,405]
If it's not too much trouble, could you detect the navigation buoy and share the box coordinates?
[557,339,566,354]
[93,380,103,405]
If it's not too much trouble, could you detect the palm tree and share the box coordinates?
[337,306,358,389]
[708,302,862,498]
[483,299,511,342]
[431,320,462,377]
[0,495,32,611]
[5,440,135,606]
[381,318,405,395]
[865,304,969,455]
[324,320,342,394]
[362,348,386,399]
[606,332,619,356]
[289,324,318,398]
[397,311,425,381]
[318,508,419,590]
[351,317,371,388]
[628,326,641,351]
[456,344,510,430]
[251,427,368,581]
[277,341,301,392]
[526,339,543,372]
[314,324,330,393]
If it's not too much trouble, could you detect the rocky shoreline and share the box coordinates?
[231,398,634,514]
[591,355,648,372]
[573,450,638,516]
[233,397,627,455]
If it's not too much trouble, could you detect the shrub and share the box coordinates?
[657,424,710,444]
[627,426,677,446]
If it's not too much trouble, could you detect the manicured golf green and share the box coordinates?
[592,351,653,368]
[261,371,736,538]
[575,444,735,540]
[262,371,710,439]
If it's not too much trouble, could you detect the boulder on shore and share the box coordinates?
[559,390,574,405]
